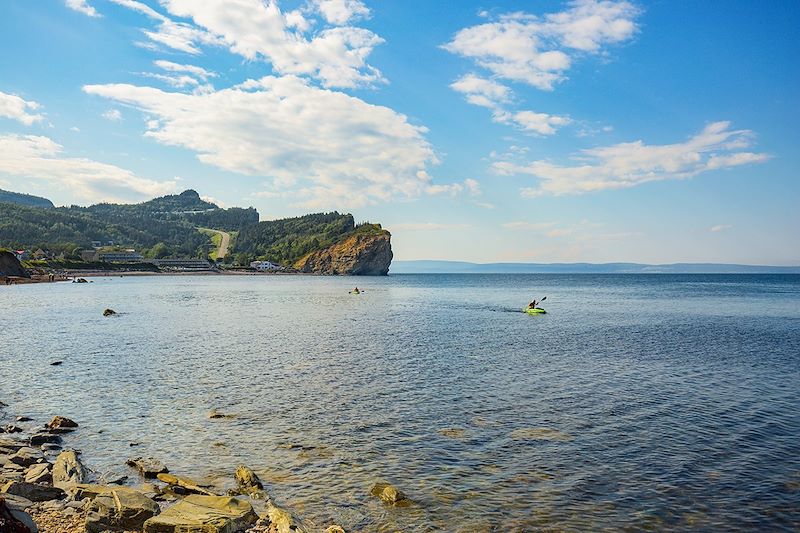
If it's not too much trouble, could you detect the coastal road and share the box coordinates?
[198,228,231,260]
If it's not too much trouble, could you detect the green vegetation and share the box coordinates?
[0,188,54,209]
[232,214,387,265]
[0,188,385,268]
[0,190,255,259]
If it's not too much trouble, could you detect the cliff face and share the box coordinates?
[0,250,29,278]
[293,231,392,276]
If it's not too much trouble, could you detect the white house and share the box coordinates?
[250,260,282,271]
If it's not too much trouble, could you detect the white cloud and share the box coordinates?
[492,121,770,196]
[509,110,571,135]
[450,74,570,135]
[450,74,511,109]
[102,109,123,121]
[112,0,384,88]
[0,91,44,126]
[154,60,217,80]
[83,76,439,209]
[474,201,495,209]
[65,0,100,17]
[141,73,203,88]
[464,178,482,196]
[390,223,471,231]
[444,0,640,90]
[710,224,732,233]
[0,134,177,203]
[70,126,80,132]
[311,0,370,25]
[425,178,483,198]
[142,61,218,89]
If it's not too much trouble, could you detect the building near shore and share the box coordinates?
[250,260,282,271]
[99,250,144,263]
[150,258,212,271]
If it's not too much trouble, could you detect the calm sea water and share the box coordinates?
[2,274,799,532]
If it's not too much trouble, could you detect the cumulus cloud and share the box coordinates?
[425,178,483,197]
[154,60,217,80]
[102,109,122,121]
[444,0,641,90]
[112,0,384,88]
[492,121,770,196]
[141,62,218,89]
[83,76,440,208]
[450,74,571,136]
[65,0,100,17]
[311,0,370,25]
[0,91,45,126]
[0,134,178,203]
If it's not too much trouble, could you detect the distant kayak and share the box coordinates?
[525,307,546,314]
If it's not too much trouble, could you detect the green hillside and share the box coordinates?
[0,189,379,267]
[232,212,355,265]
[0,188,54,209]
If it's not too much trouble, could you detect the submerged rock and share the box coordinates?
[143,495,258,533]
[263,502,306,533]
[370,482,409,505]
[46,416,78,430]
[234,465,263,494]
[2,425,23,434]
[509,427,573,442]
[29,434,60,447]
[52,450,87,488]
[126,457,168,479]
[156,473,215,496]
[439,427,467,439]
[208,409,235,420]
[85,488,160,533]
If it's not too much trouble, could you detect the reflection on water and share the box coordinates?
[2,274,800,531]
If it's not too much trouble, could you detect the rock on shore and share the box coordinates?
[293,230,392,276]
[0,251,29,279]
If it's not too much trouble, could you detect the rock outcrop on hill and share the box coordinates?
[0,251,29,278]
[293,230,392,276]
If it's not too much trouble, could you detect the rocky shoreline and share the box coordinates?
[0,403,411,533]
[0,405,374,533]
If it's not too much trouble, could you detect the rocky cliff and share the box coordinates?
[293,230,392,276]
[0,250,29,278]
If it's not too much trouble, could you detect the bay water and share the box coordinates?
[2,274,799,531]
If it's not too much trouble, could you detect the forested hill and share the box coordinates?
[0,189,257,258]
[0,188,54,209]
[234,212,369,264]
[0,189,388,268]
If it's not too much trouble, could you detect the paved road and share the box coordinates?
[216,230,230,259]
[199,228,230,260]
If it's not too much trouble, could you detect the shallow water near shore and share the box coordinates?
[2,273,800,531]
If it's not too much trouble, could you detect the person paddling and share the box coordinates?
[527,296,546,309]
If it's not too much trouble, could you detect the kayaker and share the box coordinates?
[527,299,538,309]
[352,287,360,294]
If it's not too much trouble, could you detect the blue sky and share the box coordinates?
[0,0,798,264]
